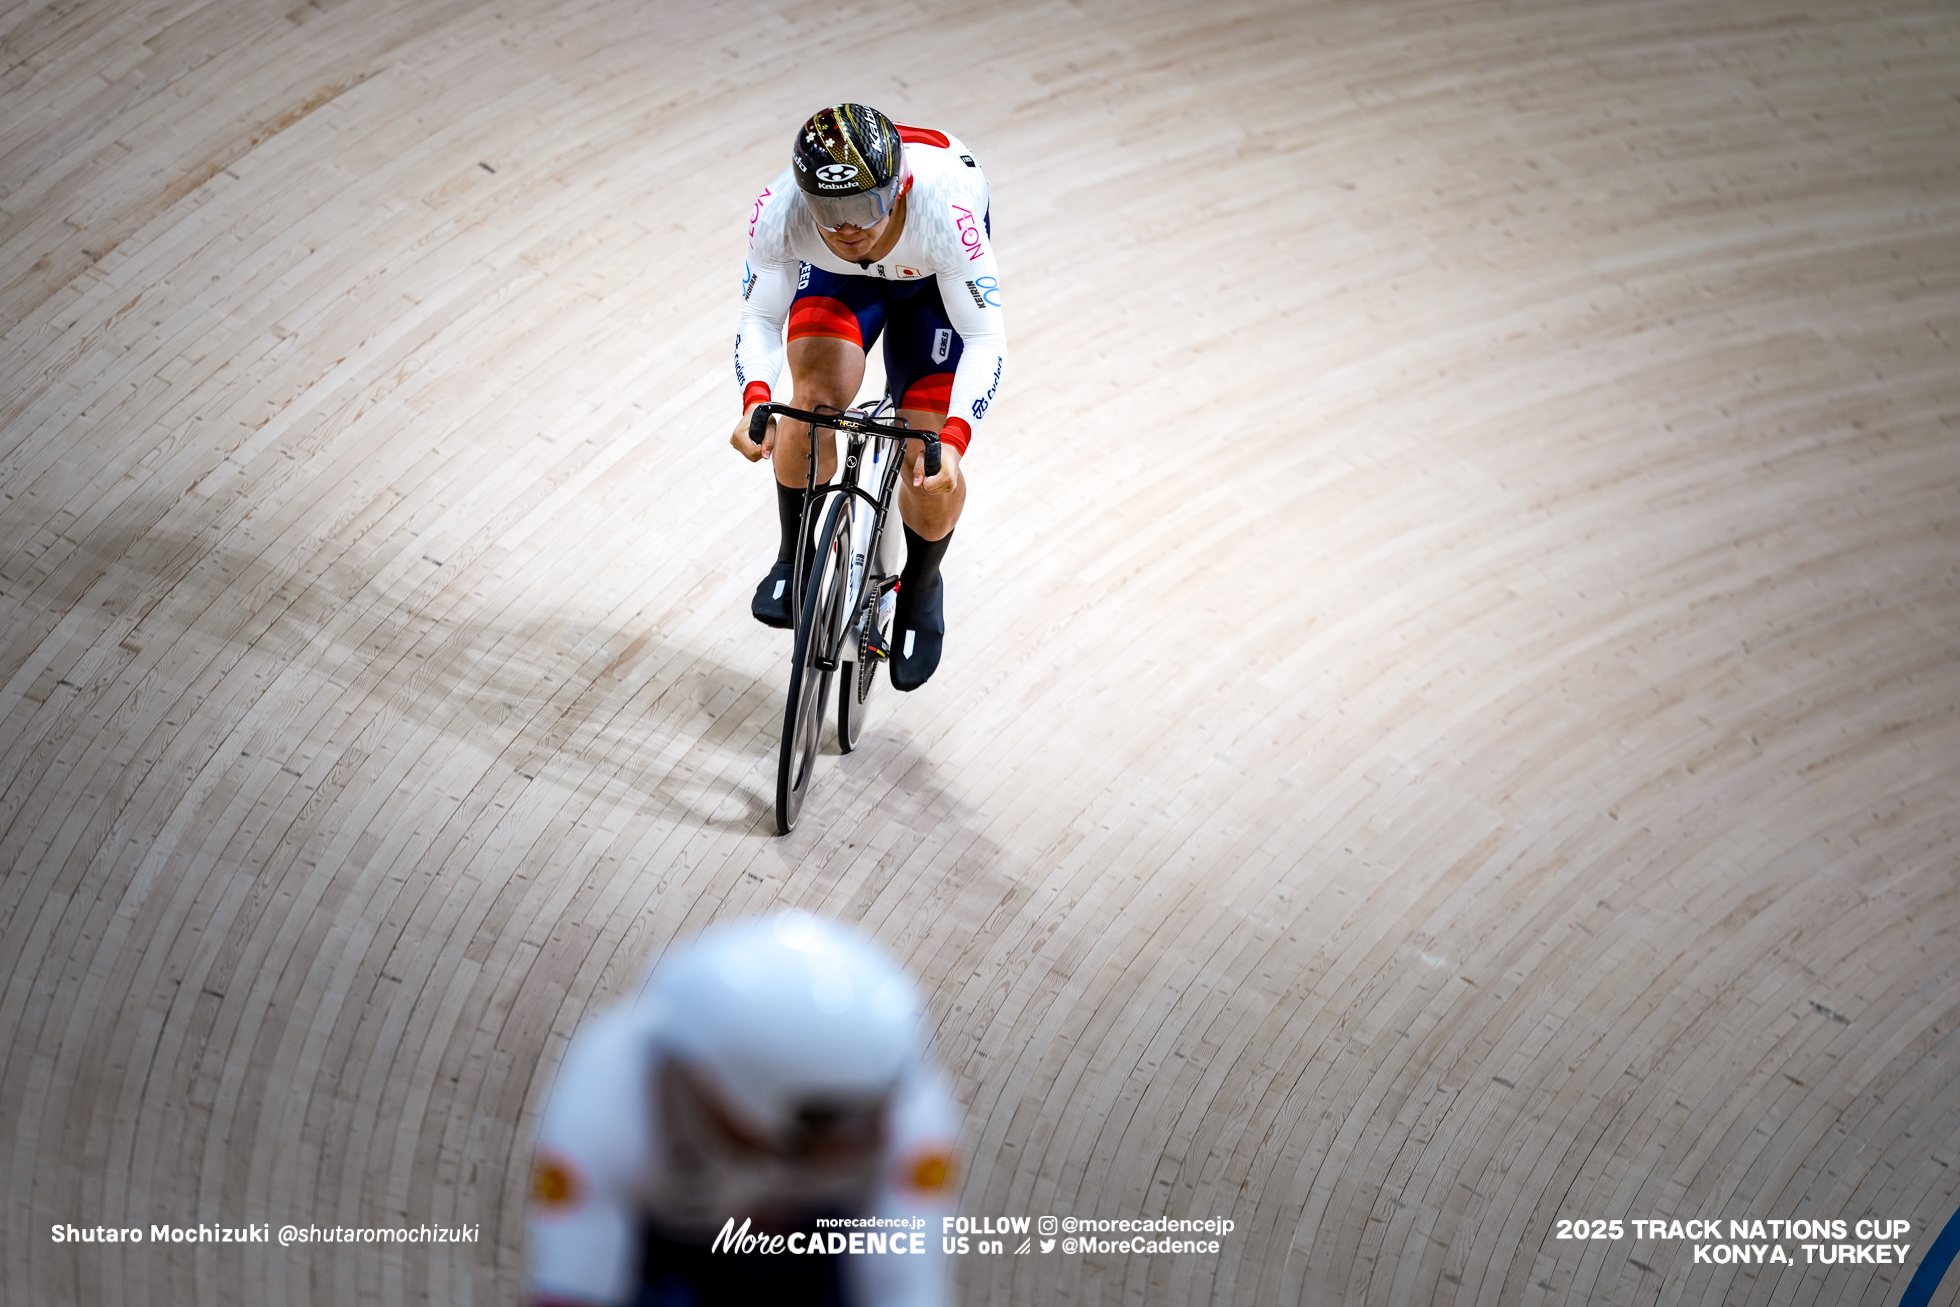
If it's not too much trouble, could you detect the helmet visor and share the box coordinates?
[804,176,900,232]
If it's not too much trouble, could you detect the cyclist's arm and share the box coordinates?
[935,245,1006,458]
[734,178,802,410]
[526,1012,652,1307]
[847,1068,962,1307]
[527,1193,636,1307]
[735,256,798,410]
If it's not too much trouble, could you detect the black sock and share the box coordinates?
[898,525,952,617]
[775,481,810,564]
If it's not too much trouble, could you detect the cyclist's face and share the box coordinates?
[654,1057,887,1229]
[661,1058,889,1167]
[818,211,890,260]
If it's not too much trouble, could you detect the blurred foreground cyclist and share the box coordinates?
[527,912,960,1306]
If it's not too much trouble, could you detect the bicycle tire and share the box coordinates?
[838,599,875,753]
[840,441,901,753]
[775,494,852,833]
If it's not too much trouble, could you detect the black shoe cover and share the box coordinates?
[751,559,795,629]
[890,575,944,691]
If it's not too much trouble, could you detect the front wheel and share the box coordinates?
[775,495,852,834]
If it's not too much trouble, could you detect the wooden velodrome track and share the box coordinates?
[4,0,1957,1303]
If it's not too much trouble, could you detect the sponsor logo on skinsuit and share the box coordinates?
[970,357,1003,420]
[950,204,984,260]
[747,187,772,246]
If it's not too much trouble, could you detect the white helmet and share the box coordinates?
[639,912,926,1145]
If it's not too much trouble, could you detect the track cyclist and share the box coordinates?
[526,912,961,1306]
[730,104,1007,691]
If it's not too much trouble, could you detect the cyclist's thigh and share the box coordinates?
[786,335,867,411]
[788,264,892,354]
[882,278,964,419]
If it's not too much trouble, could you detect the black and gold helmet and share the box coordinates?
[792,104,907,231]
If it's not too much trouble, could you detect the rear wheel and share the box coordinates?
[775,495,852,834]
[838,568,891,753]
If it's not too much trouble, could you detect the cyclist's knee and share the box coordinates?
[786,336,864,409]
[791,384,856,414]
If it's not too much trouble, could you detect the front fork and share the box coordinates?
[795,418,904,664]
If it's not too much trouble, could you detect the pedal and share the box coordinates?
[864,585,896,660]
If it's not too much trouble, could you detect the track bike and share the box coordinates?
[747,398,942,834]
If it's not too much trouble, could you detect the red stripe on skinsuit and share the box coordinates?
[898,372,953,415]
[786,295,863,346]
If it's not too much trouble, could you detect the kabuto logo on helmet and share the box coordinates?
[792,104,908,229]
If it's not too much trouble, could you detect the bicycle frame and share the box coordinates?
[755,400,942,831]
[747,400,940,666]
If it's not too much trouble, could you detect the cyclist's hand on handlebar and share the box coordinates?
[911,442,959,495]
[730,403,775,462]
